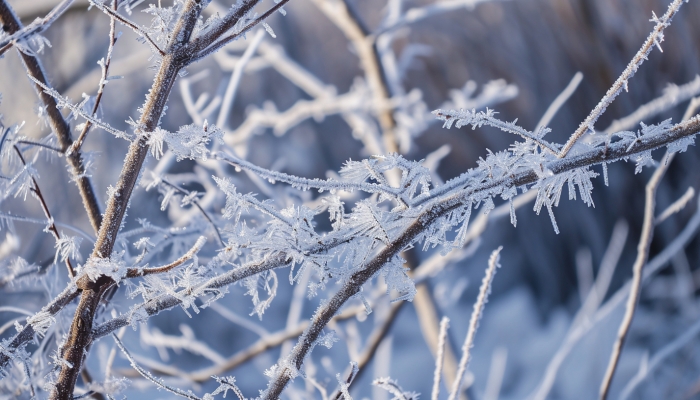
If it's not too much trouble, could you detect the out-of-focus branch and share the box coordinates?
[0,0,103,234]
[0,0,74,56]
[447,247,502,400]
[604,76,700,134]
[310,0,398,154]
[598,151,670,400]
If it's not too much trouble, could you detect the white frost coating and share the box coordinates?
[149,122,223,161]
[26,311,55,337]
[78,256,127,282]
[54,233,82,263]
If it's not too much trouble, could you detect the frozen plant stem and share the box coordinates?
[448,247,502,400]
[49,1,206,398]
[558,0,686,158]
[0,0,103,234]
[12,145,75,278]
[70,0,119,155]
[432,317,450,400]
[598,151,670,400]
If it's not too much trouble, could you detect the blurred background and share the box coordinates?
[2,0,700,398]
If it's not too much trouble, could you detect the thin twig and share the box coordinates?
[125,236,206,278]
[158,178,224,246]
[192,0,292,63]
[535,72,583,131]
[112,334,201,400]
[0,0,103,234]
[448,247,502,400]
[216,29,265,129]
[656,186,695,225]
[598,153,670,399]
[71,0,120,155]
[12,145,75,278]
[558,0,686,158]
[431,317,450,400]
[16,139,63,153]
[88,0,165,56]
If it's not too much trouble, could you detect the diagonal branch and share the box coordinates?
[0,0,103,234]
[0,0,74,55]
[558,0,686,158]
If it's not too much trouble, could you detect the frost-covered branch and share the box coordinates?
[71,0,120,155]
[448,247,501,400]
[88,0,165,56]
[0,0,103,234]
[125,236,206,278]
[433,108,559,155]
[12,145,75,278]
[559,0,687,157]
[598,150,669,400]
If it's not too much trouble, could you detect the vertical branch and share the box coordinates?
[50,2,207,399]
[0,0,103,233]
[448,247,502,400]
[70,0,119,155]
[310,0,398,154]
[12,146,75,278]
[431,317,450,400]
[598,154,669,400]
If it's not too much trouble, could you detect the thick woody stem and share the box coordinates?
[0,0,103,234]
[49,2,205,398]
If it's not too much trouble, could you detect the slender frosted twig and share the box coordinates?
[656,186,695,225]
[28,76,131,141]
[113,334,201,400]
[536,72,583,131]
[0,212,94,241]
[433,108,559,155]
[431,317,450,400]
[217,152,403,198]
[125,236,206,278]
[619,318,700,400]
[13,146,75,278]
[598,149,668,400]
[216,29,265,129]
[88,0,165,56]
[559,0,686,158]
[104,327,126,380]
[192,0,293,62]
[16,139,62,153]
[71,0,120,155]
[448,247,502,400]
[158,178,225,245]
